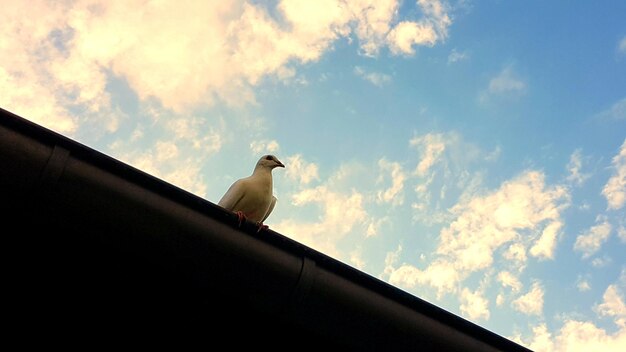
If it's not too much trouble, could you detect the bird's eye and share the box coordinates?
[265,156,273,160]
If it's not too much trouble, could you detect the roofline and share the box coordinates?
[0,107,530,351]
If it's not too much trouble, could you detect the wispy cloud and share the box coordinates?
[284,154,320,186]
[408,131,486,225]
[515,323,555,352]
[530,220,564,260]
[595,283,626,328]
[376,158,407,206]
[273,162,371,257]
[602,139,626,210]
[1,0,452,126]
[619,221,626,243]
[108,114,222,197]
[574,215,612,259]
[498,271,523,292]
[460,287,490,321]
[354,66,392,87]
[388,170,569,297]
[385,0,451,56]
[518,272,626,351]
[448,48,469,64]
[577,277,592,292]
[512,281,544,316]
[410,133,448,176]
[591,256,612,268]
[619,36,626,55]
[387,21,438,55]
[438,171,568,270]
[250,140,280,155]
[566,149,591,186]
[525,320,626,351]
[479,66,527,104]
[488,67,526,94]
[595,97,626,121]
[389,258,460,298]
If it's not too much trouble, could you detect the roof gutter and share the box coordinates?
[0,108,530,351]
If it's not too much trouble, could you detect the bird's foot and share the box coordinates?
[235,211,247,227]
[256,222,269,233]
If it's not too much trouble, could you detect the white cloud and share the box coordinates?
[595,284,626,328]
[602,139,626,210]
[574,215,612,259]
[512,281,544,316]
[0,66,77,134]
[366,216,390,237]
[113,145,208,196]
[519,321,626,352]
[354,66,392,87]
[346,0,398,56]
[376,158,407,206]
[554,320,626,352]
[518,273,626,351]
[410,133,447,176]
[388,260,460,298]
[383,245,403,277]
[460,287,490,321]
[273,163,369,257]
[519,323,555,352]
[530,220,563,260]
[578,280,591,292]
[566,149,590,186]
[387,21,437,55]
[439,171,568,272]
[418,0,452,37]
[497,271,522,292]
[1,0,452,122]
[108,114,222,197]
[577,275,592,292]
[250,139,280,155]
[503,243,528,270]
[284,154,319,185]
[384,0,451,56]
[167,117,223,153]
[349,247,366,270]
[496,293,505,307]
[0,1,103,134]
[392,170,569,296]
[447,48,469,64]
[155,141,179,162]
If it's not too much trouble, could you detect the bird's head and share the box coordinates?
[257,155,285,170]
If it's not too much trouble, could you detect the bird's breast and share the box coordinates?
[236,177,273,222]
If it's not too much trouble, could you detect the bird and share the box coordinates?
[218,155,285,232]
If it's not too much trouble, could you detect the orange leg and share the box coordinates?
[256,222,269,233]
[235,211,247,227]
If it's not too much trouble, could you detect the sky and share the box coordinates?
[1,0,625,350]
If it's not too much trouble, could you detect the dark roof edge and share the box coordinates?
[0,107,530,351]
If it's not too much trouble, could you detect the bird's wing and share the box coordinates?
[262,196,277,222]
[218,179,246,211]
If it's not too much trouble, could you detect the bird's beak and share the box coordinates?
[276,160,285,168]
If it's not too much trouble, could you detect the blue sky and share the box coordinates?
[2,1,625,349]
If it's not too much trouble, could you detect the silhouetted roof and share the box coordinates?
[1,107,531,351]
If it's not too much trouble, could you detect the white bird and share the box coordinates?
[218,155,285,231]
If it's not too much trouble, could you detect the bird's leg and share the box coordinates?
[256,222,269,233]
[235,211,247,227]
